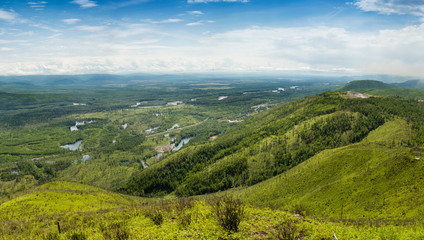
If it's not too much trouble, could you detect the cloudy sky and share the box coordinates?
[0,0,424,77]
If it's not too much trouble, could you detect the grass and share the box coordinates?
[2,181,424,239]
[225,119,424,220]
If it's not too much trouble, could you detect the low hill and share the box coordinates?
[336,80,398,91]
[228,119,424,220]
[364,88,424,99]
[0,181,148,221]
[126,91,424,199]
[395,80,424,89]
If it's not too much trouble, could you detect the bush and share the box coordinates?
[68,232,87,240]
[213,197,245,233]
[100,221,130,240]
[293,204,308,218]
[145,208,164,225]
[44,232,59,240]
[275,218,299,240]
[175,198,194,228]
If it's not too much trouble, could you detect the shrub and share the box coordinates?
[175,198,194,212]
[100,221,130,240]
[275,218,299,240]
[175,198,194,228]
[293,204,308,218]
[213,197,245,233]
[44,232,59,240]
[68,232,87,240]
[145,208,164,225]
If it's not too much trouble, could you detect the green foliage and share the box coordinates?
[5,79,424,238]
[1,78,330,196]
[145,208,165,225]
[174,198,194,228]
[44,232,59,240]
[129,91,423,197]
[275,218,302,240]
[213,197,245,233]
[1,181,424,239]
[336,80,398,91]
[228,118,424,220]
[68,232,87,240]
[99,221,130,240]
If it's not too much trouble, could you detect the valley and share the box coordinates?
[2,77,424,239]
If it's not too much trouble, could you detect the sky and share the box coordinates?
[0,0,424,77]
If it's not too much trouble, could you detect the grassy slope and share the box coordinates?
[228,119,424,220]
[0,181,145,221]
[2,181,424,239]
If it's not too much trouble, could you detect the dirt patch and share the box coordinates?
[345,91,371,99]
[155,144,174,153]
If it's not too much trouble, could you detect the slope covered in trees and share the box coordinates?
[227,118,424,219]
[126,91,424,197]
[336,80,398,91]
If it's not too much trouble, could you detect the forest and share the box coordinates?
[0,77,338,196]
[3,77,424,239]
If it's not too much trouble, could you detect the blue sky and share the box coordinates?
[0,0,424,77]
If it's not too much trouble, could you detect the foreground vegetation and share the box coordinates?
[2,181,424,239]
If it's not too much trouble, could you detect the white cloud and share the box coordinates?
[0,39,19,44]
[150,18,183,24]
[47,33,62,39]
[62,18,81,24]
[74,23,156,41]
[28,1,48,10]
[0,47,13,51]
[355,0,424,17]
[76,25,106,32]
[0,9,20,22]
[31,23,60,32]
[70,0,98,8]
[2,22,424,77]
[188,10,204,15]
[188,0,248,3]
[186,20,215,26]
[105,0,148,9]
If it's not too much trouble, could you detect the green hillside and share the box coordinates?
[2,181,424,239]
[126,91,424,198]
[364,88,424,99]
[336,80,398,91]
[0,181,145,221]
[227,119,424,220]
[395,80,424,89]
[4,81,424,239]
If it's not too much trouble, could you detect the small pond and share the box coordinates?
[172,138,192,152]
[141,160,149,169]
[60,140,82,151]
[81,155,91,162]
[167,124,180,131]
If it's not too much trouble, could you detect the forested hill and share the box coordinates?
[126,91,424,197]
[336,80,398,91]
[394,79,424,89]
